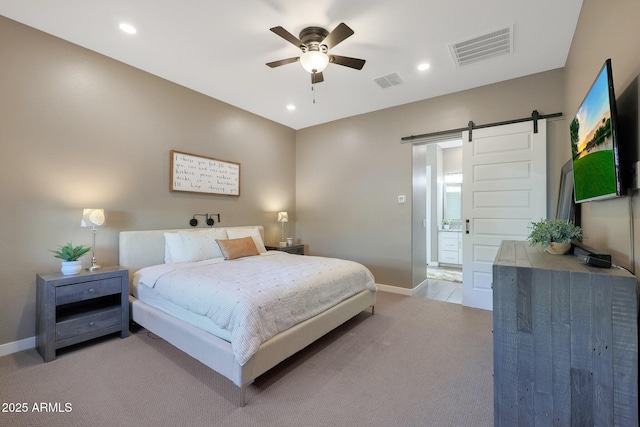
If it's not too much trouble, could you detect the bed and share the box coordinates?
[119,226,376,406]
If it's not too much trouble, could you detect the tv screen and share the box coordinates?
[570,58,623,203]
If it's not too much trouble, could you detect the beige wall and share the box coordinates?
[0,17,296,345]
[562,0,640,271]
[296,69,565,288]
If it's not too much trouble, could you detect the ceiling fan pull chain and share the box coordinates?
[312,85,316,104]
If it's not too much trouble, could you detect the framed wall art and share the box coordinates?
[170,150,240,196]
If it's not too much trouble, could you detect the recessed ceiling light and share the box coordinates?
[119,23,137,34]
[286,104,296,111]
[417,63,431,71]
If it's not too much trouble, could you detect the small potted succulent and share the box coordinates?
[527,219,582,254]
[50,242,91,275]
[442,218,451,230]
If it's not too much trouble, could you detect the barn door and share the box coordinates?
[462,120,547,310]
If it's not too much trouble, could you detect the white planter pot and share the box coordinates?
[61,260,82,275]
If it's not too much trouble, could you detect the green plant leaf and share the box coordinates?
[49,242,92,261]
[527,219,582,248]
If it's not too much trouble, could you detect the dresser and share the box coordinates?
[36,266,129,362]
[493,241,638,426]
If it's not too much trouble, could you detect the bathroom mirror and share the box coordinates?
[444,178,462,220]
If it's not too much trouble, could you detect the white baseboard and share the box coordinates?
[411,279,429,295]
[0,336,35,358]
[377,283,420,296]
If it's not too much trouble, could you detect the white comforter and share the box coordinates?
[134,252,376,365]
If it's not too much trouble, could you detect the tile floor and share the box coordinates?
[415,266,463,304]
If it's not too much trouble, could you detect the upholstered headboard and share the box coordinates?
[119,226,265,278]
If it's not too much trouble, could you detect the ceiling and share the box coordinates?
[0,0,583,130]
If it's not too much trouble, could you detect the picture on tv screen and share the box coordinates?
[570,59,621,203]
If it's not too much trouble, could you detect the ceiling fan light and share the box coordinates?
[300,51,329,74]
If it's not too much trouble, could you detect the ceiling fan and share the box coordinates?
[266,22,366,84]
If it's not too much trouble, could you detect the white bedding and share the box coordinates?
[133,251,377,365]
[133,275,233,342]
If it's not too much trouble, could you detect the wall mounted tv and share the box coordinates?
[570,58,625,203]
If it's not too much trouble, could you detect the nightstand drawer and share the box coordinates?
[56,306,122,341]
[285,245,304,255]
[56,277,122,305]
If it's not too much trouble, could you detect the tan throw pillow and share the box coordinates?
[216,237,260,260]
[226,227,267,253]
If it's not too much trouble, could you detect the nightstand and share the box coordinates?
[266,244,305,255]
[36,266,129,362]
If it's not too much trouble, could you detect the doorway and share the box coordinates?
[412,138,463,304]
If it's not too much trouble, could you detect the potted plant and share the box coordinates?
[442,218,451,230]
[527,219,582,254]
[50,242,91,275]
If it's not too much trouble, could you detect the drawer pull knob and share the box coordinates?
[89,322,95,326]
[89,288,95,293]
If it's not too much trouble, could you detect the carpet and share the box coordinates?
[0,292,493,427]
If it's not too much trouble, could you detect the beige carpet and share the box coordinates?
[0,292,493,427]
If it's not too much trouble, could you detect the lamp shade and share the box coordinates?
[300,51,329,74]
[81,209,105,227]
[277,212,289,223]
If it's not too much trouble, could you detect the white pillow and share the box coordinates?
[226,227,267,253]
[178,228,228,262]
[164,232,188,264]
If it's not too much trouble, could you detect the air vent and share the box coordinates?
[374,72,404,89]
[449,25,513,67]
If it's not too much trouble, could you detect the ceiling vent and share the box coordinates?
[374,72,404,89]
[449,25,513,67]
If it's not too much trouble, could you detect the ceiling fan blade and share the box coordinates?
[329,55,366,70]
[321,22,354,49]
[270,26,305,49]
[311,72,324,84]
[266,57,300,68]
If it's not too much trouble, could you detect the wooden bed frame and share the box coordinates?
[119,226,376,406]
